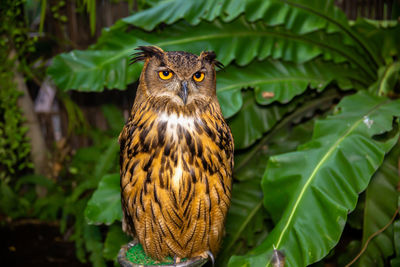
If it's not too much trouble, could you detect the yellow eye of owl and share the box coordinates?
[193,72,204,82]
[159,70,173,80]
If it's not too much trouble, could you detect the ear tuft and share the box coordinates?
[130,46,164,64]
[200,51,224,70]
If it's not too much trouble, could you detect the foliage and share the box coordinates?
[0,103,126,266]
[85,173,122,225]
[57,105,124,266]
[46,0,400,266]
[0,67,32,183]
[1,0,36,58]
[0,0,34,183]
[359,144,400,266]
[0,0,34,218]
[233,92,399,266]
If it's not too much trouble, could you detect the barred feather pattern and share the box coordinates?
[119,96,233,260]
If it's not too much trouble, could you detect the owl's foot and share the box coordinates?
[173,255,182,264]
[196,251,214,267]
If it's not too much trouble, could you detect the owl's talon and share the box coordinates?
[205,250,215,267]
[127,240,137,248]
[197,251,214,266]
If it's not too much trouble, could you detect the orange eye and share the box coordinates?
[159,70,173,80]
[193,72,204,82]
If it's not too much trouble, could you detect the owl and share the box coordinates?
[119,46,234,264]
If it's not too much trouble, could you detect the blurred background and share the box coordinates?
[1,0,400,266]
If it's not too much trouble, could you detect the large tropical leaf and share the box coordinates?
[229,91,400,266]
[358,144,400,266]
[234,119,315,183]
[218,178,267,266]
[229,88,340,150]
[218,58,366,117]
[119,0,225,30]
[220,94,332,265]
[219,119,316,266]
[280,0,383,67]
[48,17,372,93]
[352,19,400,63]
[119,0,381,67]
[121,0,346,33]
[228,90,298,149]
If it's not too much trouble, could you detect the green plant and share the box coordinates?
[0,0,34,218]
[0,67,32,183]
[57,104,126,266]
[48,1,400,266]
[0,0,34,183]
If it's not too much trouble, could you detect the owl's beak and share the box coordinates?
[179,81,188,105]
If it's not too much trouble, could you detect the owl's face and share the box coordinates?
[133,46,222,109]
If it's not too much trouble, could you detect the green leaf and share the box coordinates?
[83,224,107,267]
[0,181,24,218]
[280,0,383,67]
[101,105,125,134]
[67,198,89,262]
[368,62,400,97]
[48,18,372,93]
[33,193,65,221]
[391,197,400,266]
[228,90,297,149]
[94,138,119,178]
[120,0,225,30]
[59,91,88,135]
[391,258,400,266]
[218,178,266,266]
[103,223,131,261]
[68,178,99,203]
[337,240,362,267]
[121,0,381,67]
[121,0,347,36]
[229,88,339,150]
[85,173,122,225]
[346,194,365,230]
[358,144,400,266]
[393,219,400,264]
[229,91,400,266]
[219,120,315,265]
[218,58,366,117]
[47,48,142,91]
[351,19,400,63]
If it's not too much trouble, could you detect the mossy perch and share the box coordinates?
[118,241,208,267]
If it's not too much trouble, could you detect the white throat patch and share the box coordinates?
[158,113,195,129]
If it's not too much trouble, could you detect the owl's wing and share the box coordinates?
[119,120,138,238]
[218,117,234,173]
[203,108,234,178]
[119,105,164,240]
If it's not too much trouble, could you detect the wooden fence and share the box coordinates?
[335,0,398,20]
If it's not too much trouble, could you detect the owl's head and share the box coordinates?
[131,46,223,109]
